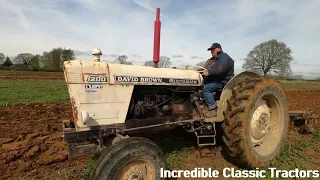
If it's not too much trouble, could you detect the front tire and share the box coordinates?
[90,137,166,180]
[221,76,289,169]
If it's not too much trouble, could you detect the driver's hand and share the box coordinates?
[202,69,209,76]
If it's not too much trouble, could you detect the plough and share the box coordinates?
[289,109,318,134]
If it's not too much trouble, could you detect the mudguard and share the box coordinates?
[216,71,260,122]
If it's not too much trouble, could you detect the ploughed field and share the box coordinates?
[0,70,64,81]
[1,70,320,180]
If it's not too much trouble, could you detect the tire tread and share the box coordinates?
[221,76,289,169]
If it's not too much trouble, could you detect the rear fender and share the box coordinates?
[216,71,260,122]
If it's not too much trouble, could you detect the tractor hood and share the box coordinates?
[62,60,203,129]
[63,60,203,86]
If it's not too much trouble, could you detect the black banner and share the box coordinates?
[114,76,199,84]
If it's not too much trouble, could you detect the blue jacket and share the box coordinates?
[204,51,234,85]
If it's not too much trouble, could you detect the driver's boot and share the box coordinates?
[205,104,218,118]
[205,109,217,118]
[201,105,217,118]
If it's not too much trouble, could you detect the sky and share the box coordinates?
[1,0,320,78]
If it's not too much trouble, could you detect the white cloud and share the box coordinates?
[0,0,320,77]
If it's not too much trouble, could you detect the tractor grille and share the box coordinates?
[67,72,83,83]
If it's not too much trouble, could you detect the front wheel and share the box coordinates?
[221,76,289,169]
[90,137,167,180]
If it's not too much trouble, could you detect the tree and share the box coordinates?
[159,56,171,68]
[3,56,13,67]
[144,56,172,68]
[41,47,75,71]
[113,55,132,65]
[60,48,75,62]
[29,55,41,71]
[242,39,293,76]
[14,53,34,68]
[143,61,154,67]
[0,53,4,64]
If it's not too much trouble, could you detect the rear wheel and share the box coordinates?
[90,137,166,180]
[221,76,289,168]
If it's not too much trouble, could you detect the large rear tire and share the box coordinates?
[221,76,289,169]
[90,137,166,180]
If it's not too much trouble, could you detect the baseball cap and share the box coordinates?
[207,43,222,51]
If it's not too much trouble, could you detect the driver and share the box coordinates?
[201,42,234,118]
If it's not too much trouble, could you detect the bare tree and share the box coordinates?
[159,56,171,68]
[143,61,154,67]
[114,55,132,65]
[242,39,293,76]
[144,56,172,68]
[0,53,5,64]
[14,53,34,68]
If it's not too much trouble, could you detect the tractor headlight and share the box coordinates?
[81,111,90,125]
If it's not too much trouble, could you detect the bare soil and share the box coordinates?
[0,91,320,179]
[0,103,89,180]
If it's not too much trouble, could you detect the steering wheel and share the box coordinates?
[185,65,207,73]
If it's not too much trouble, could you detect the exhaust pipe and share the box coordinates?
[153,8,161,68]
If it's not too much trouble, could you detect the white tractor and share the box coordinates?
[62,48,290,179]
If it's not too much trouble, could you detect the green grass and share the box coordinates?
[232,133,320,180]
[312,130,320,143]
[83,159,98,179]
[0,80,69,106]
[165,148,191,169]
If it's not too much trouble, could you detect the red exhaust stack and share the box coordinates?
[153,8,161,68]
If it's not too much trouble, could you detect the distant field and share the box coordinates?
[280,80,320,91]
[0,80,69,106]
[0,70,64,80]
[0,70,67,105]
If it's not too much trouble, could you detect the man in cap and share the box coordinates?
[201,42,234,118]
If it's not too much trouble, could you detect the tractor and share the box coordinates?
[61,8,317,180]
[62,53,290,179]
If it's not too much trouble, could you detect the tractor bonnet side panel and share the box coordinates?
[63,60,133,131]
[107,63,203,86]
